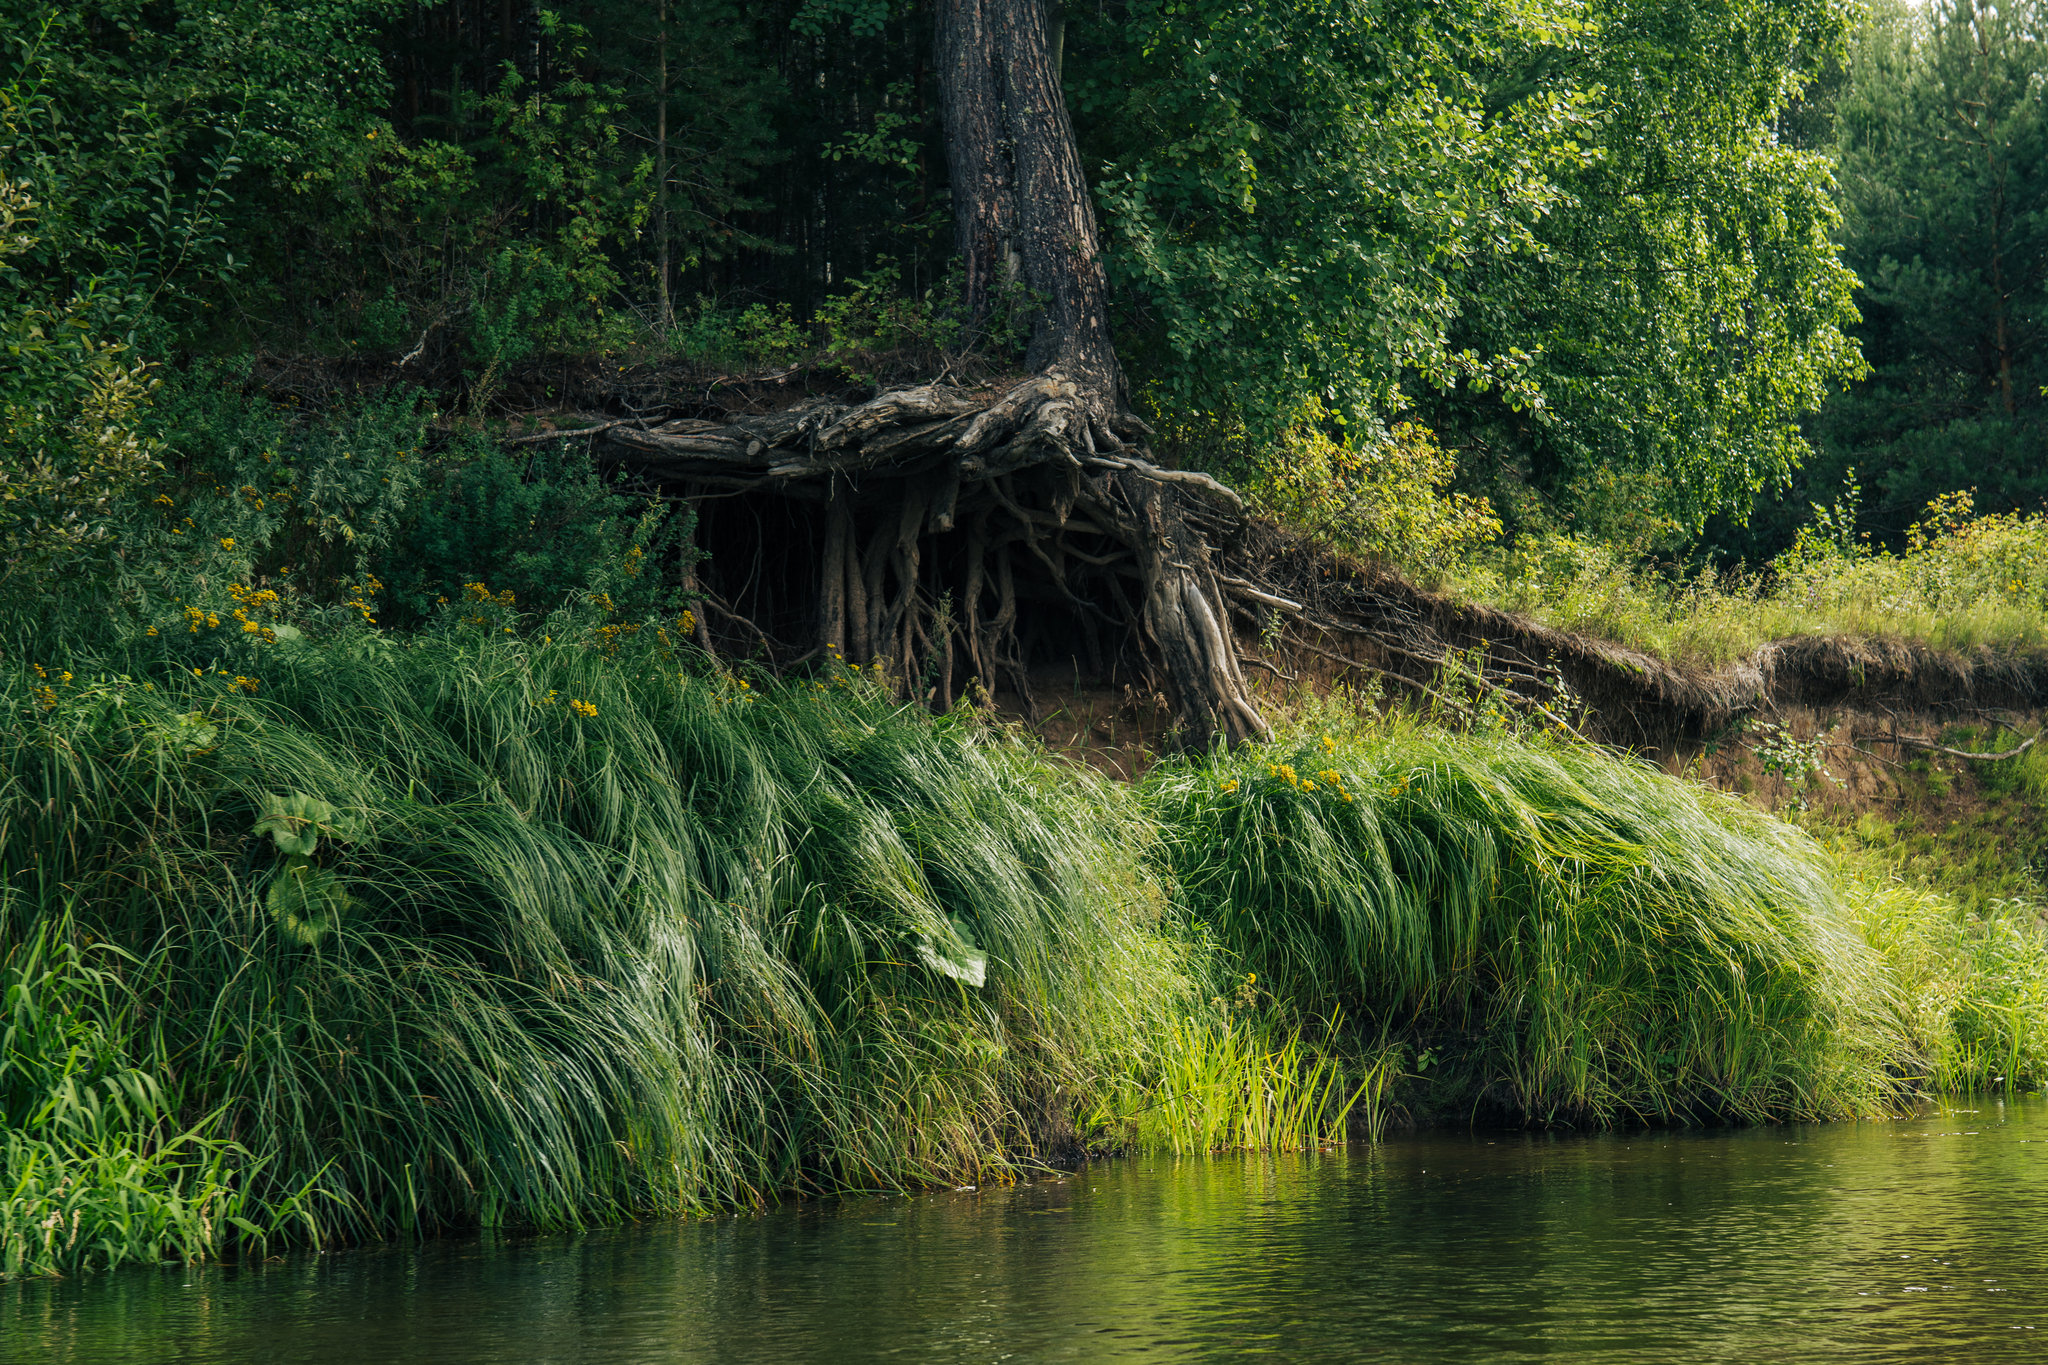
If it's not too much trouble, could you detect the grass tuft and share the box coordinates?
[1145,710,1910,1123]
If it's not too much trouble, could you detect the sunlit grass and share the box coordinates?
[1445,502,2048,667]
[1144,706,1910,1123]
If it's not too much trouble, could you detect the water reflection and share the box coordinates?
[8,1101,2047,1362]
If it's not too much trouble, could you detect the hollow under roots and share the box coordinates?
[544,369,1607,752]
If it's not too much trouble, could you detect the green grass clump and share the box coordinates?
[1853,879,2048,1095]
[0,923,314,1278]
[1089,1011,1392,1156]
[2,631,1196,1263]
[1145,710,1908,1124]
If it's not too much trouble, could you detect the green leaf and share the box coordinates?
[264,856,350,946]
[253,792,360,857]
[915,917,987,988]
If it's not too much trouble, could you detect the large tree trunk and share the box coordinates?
[937,0,1122,401]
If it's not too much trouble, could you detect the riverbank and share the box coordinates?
[9,622,2045,1279]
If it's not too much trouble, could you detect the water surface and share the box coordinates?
[9,1100,2047,1362]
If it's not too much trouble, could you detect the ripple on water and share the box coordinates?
[6,1100,2048,1363]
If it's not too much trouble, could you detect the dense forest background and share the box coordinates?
[2,0,2045,632]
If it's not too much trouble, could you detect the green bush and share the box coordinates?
[383,438,689,626]
[1149,399,1500,578]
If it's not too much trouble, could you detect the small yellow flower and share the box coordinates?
[570,699,598,719]
[219,537,234,550]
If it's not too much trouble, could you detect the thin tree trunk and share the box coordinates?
[657,1,671,330]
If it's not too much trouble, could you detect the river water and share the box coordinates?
[8,1099,2047,1363]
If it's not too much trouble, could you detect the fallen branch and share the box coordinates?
[505,417,638,445]
[1880,730,2043,762]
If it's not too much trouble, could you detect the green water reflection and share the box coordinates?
[8,1100,2048,1362]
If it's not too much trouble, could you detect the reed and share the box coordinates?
[0,920,319,1278]
[1852,877,2048,1094]
[1092,1012,1375,1156]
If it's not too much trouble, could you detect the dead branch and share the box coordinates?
[1879,730,2043,762]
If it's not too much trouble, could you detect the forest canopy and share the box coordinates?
[2,0,1874,530]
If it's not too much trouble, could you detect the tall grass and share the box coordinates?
[1145,709,1910,1123]
[0,921,317,1278]
[14,622,2048,1278]
[2,631,1195,1258]
[1089,1012,1389,1156]
[1855,878,2048,1094]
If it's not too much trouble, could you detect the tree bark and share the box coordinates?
[935,0,1122,401]
[936,0,1018,337]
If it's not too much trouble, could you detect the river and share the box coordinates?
[7,1099,2046,1362]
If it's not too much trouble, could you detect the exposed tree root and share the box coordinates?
[593,371,1270,748]
[503,375,2048,762]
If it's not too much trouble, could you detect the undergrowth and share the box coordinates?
[1445,492,2048,667]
